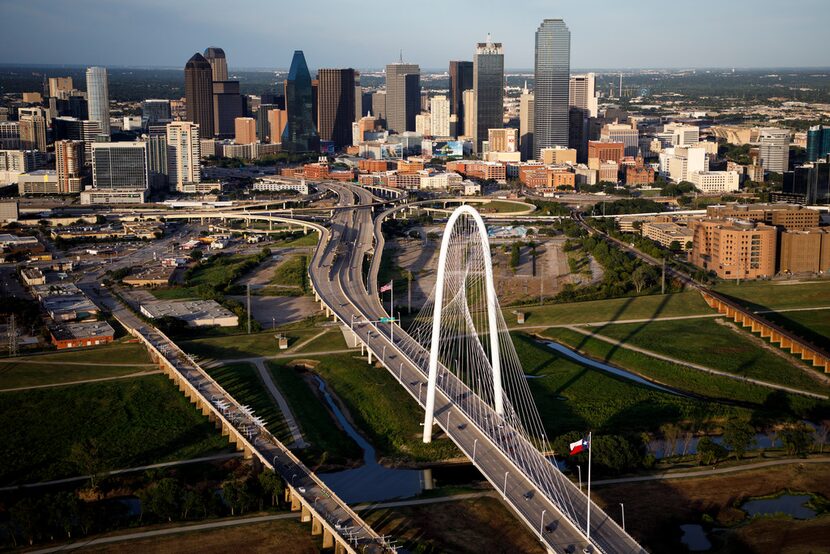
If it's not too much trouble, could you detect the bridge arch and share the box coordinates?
[423,205,502,443]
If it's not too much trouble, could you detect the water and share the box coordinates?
[314,376,425,503]
[742,494,817,519]
[540,340,686,396]
[679,524,712,551]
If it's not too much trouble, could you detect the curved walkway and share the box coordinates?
[0,370,163,393]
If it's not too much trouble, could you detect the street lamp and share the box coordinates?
[399,362,403,382]
[502,471,509,498]
[620,503,625,531]
[418,382,423,404]
[540,509,546,537]
[382,345,386,360]
[473,438,478,462]
[577,465,582,491]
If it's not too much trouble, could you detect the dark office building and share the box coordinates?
[568,107,589,163]
[385,62,420,133]
[449,61,473,139]
[317,69,356,149]
[807,125,830,162]
[147,125,168,190]
[281,51,319,152]
[212,80,244,139]
[257,103,277,142]
[473,37,504,151]
[783,158,830,205]
[185,53,214,138]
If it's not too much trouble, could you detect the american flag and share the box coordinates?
[379,281,392,293]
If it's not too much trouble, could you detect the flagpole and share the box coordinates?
[586,431,592,547]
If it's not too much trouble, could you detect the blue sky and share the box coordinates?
[1,0,827,70]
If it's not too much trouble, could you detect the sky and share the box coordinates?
[1,0,828,70]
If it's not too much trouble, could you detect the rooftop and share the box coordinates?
[50,321,115,341]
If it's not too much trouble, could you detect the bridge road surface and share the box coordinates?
[77,258,389,554]
[304,184,645,554]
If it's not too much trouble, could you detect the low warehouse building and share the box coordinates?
[140,299,239,327]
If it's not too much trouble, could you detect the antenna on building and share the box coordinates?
[399,49,403,63]
[486,32,492,45]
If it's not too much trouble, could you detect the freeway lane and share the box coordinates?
[306,184,645,554]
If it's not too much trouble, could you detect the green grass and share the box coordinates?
[269,254,308,291]
[586,318,829,394]
[512,333,737,437]
[539,328,823,415]
[152,253,264,300]
[291,328,350,353]
[272,230,320,248]
[204,362,289,441]
[0,374,229,485]
[0,342,154,389]
[479,200,533,214]
[762,308,830,349]
[180,328,326,360]
[713,280,830,312]
[508,290,713,327]
[266,361,362,464]
[283,354,459,463]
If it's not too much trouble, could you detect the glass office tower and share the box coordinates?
[282,51,320,153]
[473,36,504,152]
[533,19,570,159]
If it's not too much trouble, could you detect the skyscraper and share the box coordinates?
[519,83,534,161]
[48,77,74,99]
[371,92,386,127]
[281,51,319,152]
[385,62,420,133]
[146,125,168,189]
[55,140,85,193]
[203,47,229,82]
[430,95,450,137]
[758,128,790,174]
[317,68,356,148]
[142,99,172,127]
[807,125,830,162]
[569,73,598,118]
[234,117,257,145]
[185,53,214,138]
[473,35,504,152]
[462,89,476,139]
[212,80,244,139]
[86,67,110,136]
[18,113,47,152]
[166,122,201,191]
[448,61,473,135]
[533,19,571,159]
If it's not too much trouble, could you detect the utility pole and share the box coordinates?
[539,257,544,306]
[407,272,412,314]
[661,258,666,295]
[246,283,251,334]
[8,314,17,358]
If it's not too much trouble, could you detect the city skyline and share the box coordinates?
[1,0,828,70]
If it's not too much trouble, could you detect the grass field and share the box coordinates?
[152,253,262,300]
[512,334,736,437]
[180,328,333,360]
[595,462,830,553]
[363,495,544,554]
[478,199,534,214]
[0,342,154,389]
[271,231,320,248]
[539,328,823,415]
[508,290,713,326]
[276,354,459,464]
[713,279,830,311]
[269,254,308,292]
[203,363,290,441]
[79,516,319,554]
[0,374,228,485]
[762,307,830,348]
[585,317,829,394]
[266,361,362,465]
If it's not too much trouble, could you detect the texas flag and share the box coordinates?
[379,281,392,293]
[569,437,590,456]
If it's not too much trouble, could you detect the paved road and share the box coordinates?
[303,184,644,553]
[253,358,308,448]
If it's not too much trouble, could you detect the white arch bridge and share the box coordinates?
[328,204,647,554]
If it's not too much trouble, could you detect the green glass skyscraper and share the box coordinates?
[282,51,319,153]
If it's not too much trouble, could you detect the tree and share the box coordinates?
[660,423,681,458]
[696,437,726,465]
[70,439,103,486]
[722,418,756,461]
[223,479,242,516]
[631,265,652,294]
[668,240,682,252]
[816,421,830,454]
[780,422,813,456]
[149,478,182,522]
[259,470,285,508]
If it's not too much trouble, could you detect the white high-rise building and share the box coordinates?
[462,89,476,139]
[758,128,790,173]
[415,113,432,137]
[690,171,741,193]
[430,95,450,137]
[519,83,534,161]
[663,123,700,147]
[86,67,110,136]
[91,142,148,190]
[660,145,709,182]
[166,122,201,192]
[569,73,598,118]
